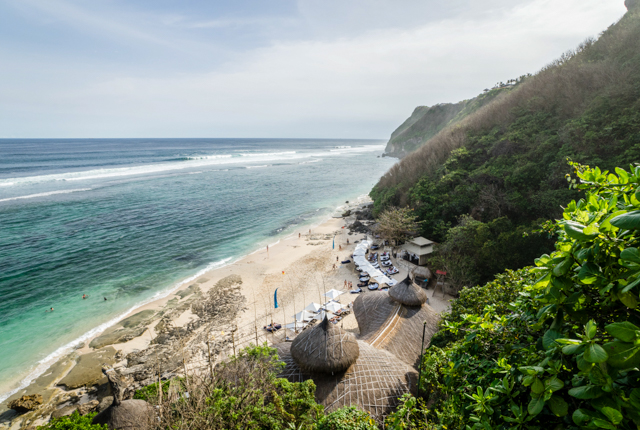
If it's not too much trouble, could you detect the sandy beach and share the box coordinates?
[0,201,453,428]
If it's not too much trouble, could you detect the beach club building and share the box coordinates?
[400,236,434,266]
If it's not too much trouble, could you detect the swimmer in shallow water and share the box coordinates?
[47,307,54,312]
[104,297,107,301]
[82,294,87,299]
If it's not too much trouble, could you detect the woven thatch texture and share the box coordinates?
[290,317,359,375]
[388,275,428,306]
[277,341,417,421]
[354,292,440,368]
[353,292,399,340]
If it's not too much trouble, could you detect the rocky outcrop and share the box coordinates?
[8,394,43,414]
[92,367,155,430]
[627,0,638,10]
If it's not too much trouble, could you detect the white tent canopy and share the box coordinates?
[285,321,308,330]
[324,302,343,313]
[292,310,315,322]
[304,302,322,313]
[314,310,335,321]
[324,289,344,300]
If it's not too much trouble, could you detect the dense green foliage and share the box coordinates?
[316,406,377,430]
[37,412,106,430]
[393,164,640,429]
[372,9,640,288]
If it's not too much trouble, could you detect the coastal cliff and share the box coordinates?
[384,86,513,158]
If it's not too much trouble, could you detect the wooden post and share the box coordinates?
[417,322,427,395]
[232,330,236,356]
[207,339,214,381]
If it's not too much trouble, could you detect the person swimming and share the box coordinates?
[82,294,87,299]
[46,307,54,312]
[104,297,107,301]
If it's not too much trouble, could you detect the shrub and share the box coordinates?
[316,406,377,430]
[37,412,106,430]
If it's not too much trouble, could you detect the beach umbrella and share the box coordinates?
[285,321,308,330]
[304,302,322,313]
[324,289,344,300]
[324,302,342,313]
[313,310,335,321]
[292,310,315,322]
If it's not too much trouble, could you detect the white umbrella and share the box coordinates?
[324,289,344,300]
[304,302,322,313]
[314,310,335,321]
[292,310,315,322]
[324,302,342,313]
[285,321,308,330]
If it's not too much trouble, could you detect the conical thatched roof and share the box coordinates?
[290,317,359,375]
[388,275,427,306]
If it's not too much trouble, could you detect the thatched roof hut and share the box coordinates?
[290,317,359,375]
[353,291,439,368]
[277,340,417,421]
[388,275,428,306]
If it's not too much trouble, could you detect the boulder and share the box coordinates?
[92,399,155,430]
[91,366,155,430]
[8,394,43,414]
[341,210,351,217]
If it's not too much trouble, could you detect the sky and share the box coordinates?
[0,0,628,139]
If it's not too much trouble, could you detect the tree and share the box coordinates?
[375,206,419,247]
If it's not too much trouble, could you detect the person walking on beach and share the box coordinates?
[298,233,300,238]
[344,280,347,288]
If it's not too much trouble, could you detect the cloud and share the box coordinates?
[0,0,627,138]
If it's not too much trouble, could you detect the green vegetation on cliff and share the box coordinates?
[384,87,512,158]
[392,163,640,429]
[372,9,640,288]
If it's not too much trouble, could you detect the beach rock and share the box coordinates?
[92,399,155,430]
[96,396,114,413]
[77,400,100,415]
[90,311,156,349]
[51,405,77,419]
[341,210,351,217]
[8,394,43,414]
[58,347,117,389]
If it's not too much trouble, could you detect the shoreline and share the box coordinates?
[0,194,375,411]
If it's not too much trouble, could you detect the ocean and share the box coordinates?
[0,138,395,402]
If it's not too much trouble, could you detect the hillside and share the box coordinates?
[384,87,513,158]
[371,5,640,288]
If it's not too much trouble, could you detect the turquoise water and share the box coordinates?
[0,139,394,401]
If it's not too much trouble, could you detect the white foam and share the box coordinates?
[0,256,234,404]
[246,165,269,169]
[0,188,92,203]
[0,146,384,187]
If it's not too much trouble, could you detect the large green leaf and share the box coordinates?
[573,409,598,426]
[531,378,544,394]
[601,407,623,426]
[604,341,640,368]
[605,321,640,342]
[544,377,564,392]
[578,262,600,284]
[630,388,640,409]
[611,210,640,230]
[528,396,545,416]
[552,257,573,277]
[547,395,568,417]
[564,221,597,241]
[568,385,604,399]
[584,344,608,363]
[621,247,640,264]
